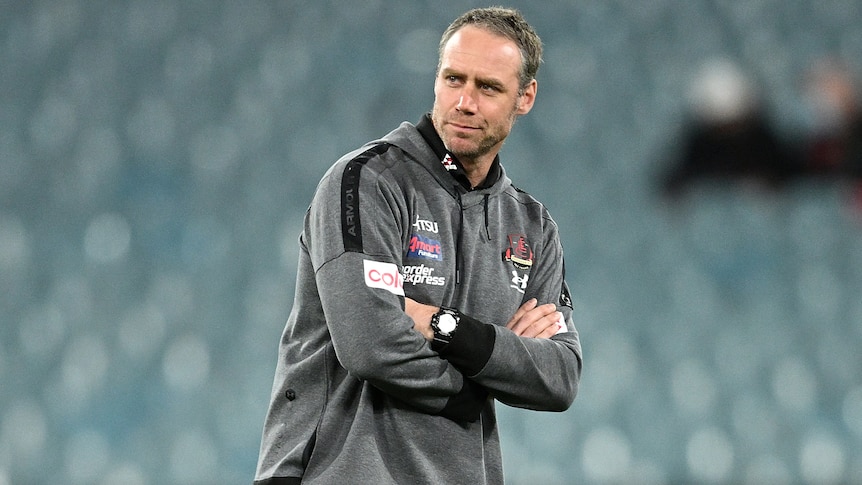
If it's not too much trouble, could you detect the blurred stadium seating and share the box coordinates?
[1,1,861,483]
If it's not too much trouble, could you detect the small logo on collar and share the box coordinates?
[441,153,457,171]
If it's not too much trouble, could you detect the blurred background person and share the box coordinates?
[659,58,800,198]
[798,58,862,181]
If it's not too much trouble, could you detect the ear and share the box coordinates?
[516,79,538,115]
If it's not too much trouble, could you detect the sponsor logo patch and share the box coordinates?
[402,264,446,286]
[412,215,439,234]
[407,233,443,261]
[363,259,404,296]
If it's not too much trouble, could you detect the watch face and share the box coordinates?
[437,313,457,334]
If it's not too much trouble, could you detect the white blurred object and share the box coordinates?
[688,58,757,123]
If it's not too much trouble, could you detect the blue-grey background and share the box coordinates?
[2,1,862,483]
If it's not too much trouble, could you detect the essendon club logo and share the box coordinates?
[503,234,533,270]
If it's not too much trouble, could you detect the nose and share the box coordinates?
[455,91,477,114]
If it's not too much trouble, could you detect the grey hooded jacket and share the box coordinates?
[254,118,582,485]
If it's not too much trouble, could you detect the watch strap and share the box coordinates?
[431,307,460,350]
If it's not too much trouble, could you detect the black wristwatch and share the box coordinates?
[430,307,460,348]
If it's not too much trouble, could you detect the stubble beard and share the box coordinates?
[432,104,519,163]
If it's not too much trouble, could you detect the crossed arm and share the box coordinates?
[404,297,563,341]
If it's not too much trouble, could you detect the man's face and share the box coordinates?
[432,26,536,165]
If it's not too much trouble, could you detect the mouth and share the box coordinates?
[448,121,479,134]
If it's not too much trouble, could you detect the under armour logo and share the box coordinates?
[510,271,528,293]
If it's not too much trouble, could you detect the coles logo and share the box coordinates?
[363,259,404,296]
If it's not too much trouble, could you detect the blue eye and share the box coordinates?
[480,83,502,94]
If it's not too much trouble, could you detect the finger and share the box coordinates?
[535,312,564,339]
[520,310,562,338]
[506,298,537,329]
[509,303,557,335]
[510,303,555,334]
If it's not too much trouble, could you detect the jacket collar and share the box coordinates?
[415,113,501,191]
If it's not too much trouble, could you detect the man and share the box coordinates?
[254,7,581,484]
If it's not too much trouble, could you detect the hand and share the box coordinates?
[506,298,562,339]
[404,297,439,341]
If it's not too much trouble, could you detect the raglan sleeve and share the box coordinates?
[437,215,582,412]
[306,149,486,422]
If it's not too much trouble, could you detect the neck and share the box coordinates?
[460,158,492,189]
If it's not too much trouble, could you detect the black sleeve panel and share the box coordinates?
[433,313,496,377]
[436,375,488,423]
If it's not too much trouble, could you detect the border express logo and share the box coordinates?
[407,234,443,261]
[402,264,446,286]
[363,259,404,296]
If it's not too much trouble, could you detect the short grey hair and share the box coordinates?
[438,7,543,92]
